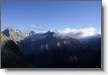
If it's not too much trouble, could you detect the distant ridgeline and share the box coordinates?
[1,28,101,68]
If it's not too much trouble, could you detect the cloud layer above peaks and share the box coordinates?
[56,27,100,39]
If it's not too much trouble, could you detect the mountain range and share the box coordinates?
[1,28,101,68]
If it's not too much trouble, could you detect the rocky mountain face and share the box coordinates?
[1,28,101,68]
[2,28,27,42]
[1,28,27,68]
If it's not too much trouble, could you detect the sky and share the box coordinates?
[1,1,101,33]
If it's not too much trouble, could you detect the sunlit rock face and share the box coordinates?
[2,28,27,42]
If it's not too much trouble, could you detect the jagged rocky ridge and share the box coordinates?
[1,28,101,68]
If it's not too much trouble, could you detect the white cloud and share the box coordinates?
[30,24,40,29]
[98,31,101,34]
[30,24,48,33]
[57,27,100,39]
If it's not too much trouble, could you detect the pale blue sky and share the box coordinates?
[1,1,101,32]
